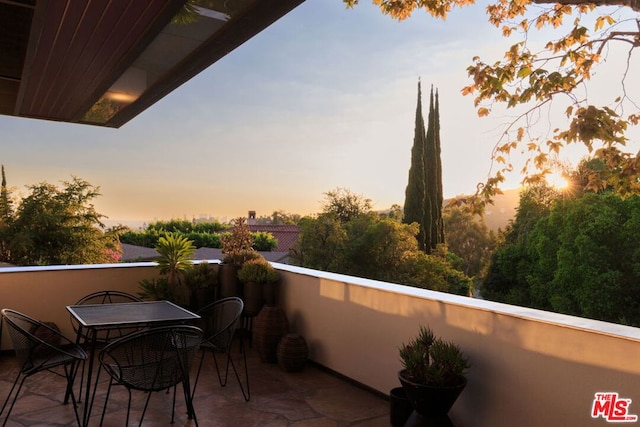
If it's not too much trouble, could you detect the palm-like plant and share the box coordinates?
[155,232,196,288]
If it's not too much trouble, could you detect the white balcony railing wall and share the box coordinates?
[0,262,639,427]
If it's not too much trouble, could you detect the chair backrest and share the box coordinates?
[1,308,81,373]
[71,290,142,341]
[197,297,244,352]
[76,290,142,305]
[99,325,203,392]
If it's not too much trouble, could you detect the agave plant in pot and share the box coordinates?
[398,326,469,420]
[237,256,279,316]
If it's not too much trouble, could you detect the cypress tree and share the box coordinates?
[0,165,12,221]
[0,165,12,262]
[424,87,438,251]
[424,86,445,251]
[404,83,444,254]
[403,81,429,251]
[434,90,445,244]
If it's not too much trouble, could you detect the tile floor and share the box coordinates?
[0,339,391,426]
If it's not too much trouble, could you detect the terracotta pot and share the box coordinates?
[397,370,466,417]
[254,306,289,363]
[277,333,308,372]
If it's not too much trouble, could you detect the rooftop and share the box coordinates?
[0,262,638,426]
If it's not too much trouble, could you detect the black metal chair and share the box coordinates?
[0,309,87,427]
[98,324,203,426]
[192,297,250,401]
[69,290,143,400]
[71,290,143,344]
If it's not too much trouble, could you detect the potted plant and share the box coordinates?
[137,276,170,301]
[237,256,279,316]
[398,326,469,420]
[184,261,217,310]
[219,217,261,298]
[138,232,195,306]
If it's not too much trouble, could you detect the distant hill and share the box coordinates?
[480,188,520,231]
[445,188,521,232]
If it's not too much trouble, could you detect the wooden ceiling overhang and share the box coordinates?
[0,0,305,128]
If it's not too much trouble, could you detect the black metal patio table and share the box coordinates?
[66,300,200,427]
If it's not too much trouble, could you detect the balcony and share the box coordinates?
[0,262,639,426]
[0,334,389,426]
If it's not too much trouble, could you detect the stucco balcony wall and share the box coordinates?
[0,263,158,342]
[0,262,639,426]
[275,263,640,427]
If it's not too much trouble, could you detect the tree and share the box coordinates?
[527,193,640,325]
[345,0,640,205]
[293,188,472,295]
[0,165,13,222]
[256,210,302,225]
[404,83,445,253]
[443,205,496,278]
[322,187,373,222]
[0,165,13,261]
[424,86,444,250]
[482,184,559,304]
[482,184,640,325]
[9,177,118,265]
[404,81,429,251]
[290,214,347,271]
[341,214,421,282]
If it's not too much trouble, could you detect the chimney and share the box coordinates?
[248,210,257,225]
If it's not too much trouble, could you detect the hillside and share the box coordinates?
[480,188,520,231]
[445,188,520,232]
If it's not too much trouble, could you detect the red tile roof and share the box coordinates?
[248,225,299,252]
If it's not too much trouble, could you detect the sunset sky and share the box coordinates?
[1,1,638,227]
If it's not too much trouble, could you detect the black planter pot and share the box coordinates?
[398,370,466,418]
[390,386,413,427]
[190,287,215,311]
[263,281,277,306]
[218,264,240,299]
[242,281,265,316]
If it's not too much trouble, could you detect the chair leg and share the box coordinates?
[65,358,82,404]
[228,347,251,401]
[63,363,83,427]
[170,385,177,424]
[214,350,230,386]
[194,344,250,402]
[125,389,132,427]
[182,380,197,425]
[139,387,154,425]
[0,374,27,427]
[99,379,114,427]
[190,349,206,399]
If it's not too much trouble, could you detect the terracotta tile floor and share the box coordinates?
[0,339,390,426]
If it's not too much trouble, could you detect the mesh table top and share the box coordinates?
[67,300,200,329]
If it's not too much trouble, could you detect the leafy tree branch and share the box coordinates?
[344,0,640,209]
